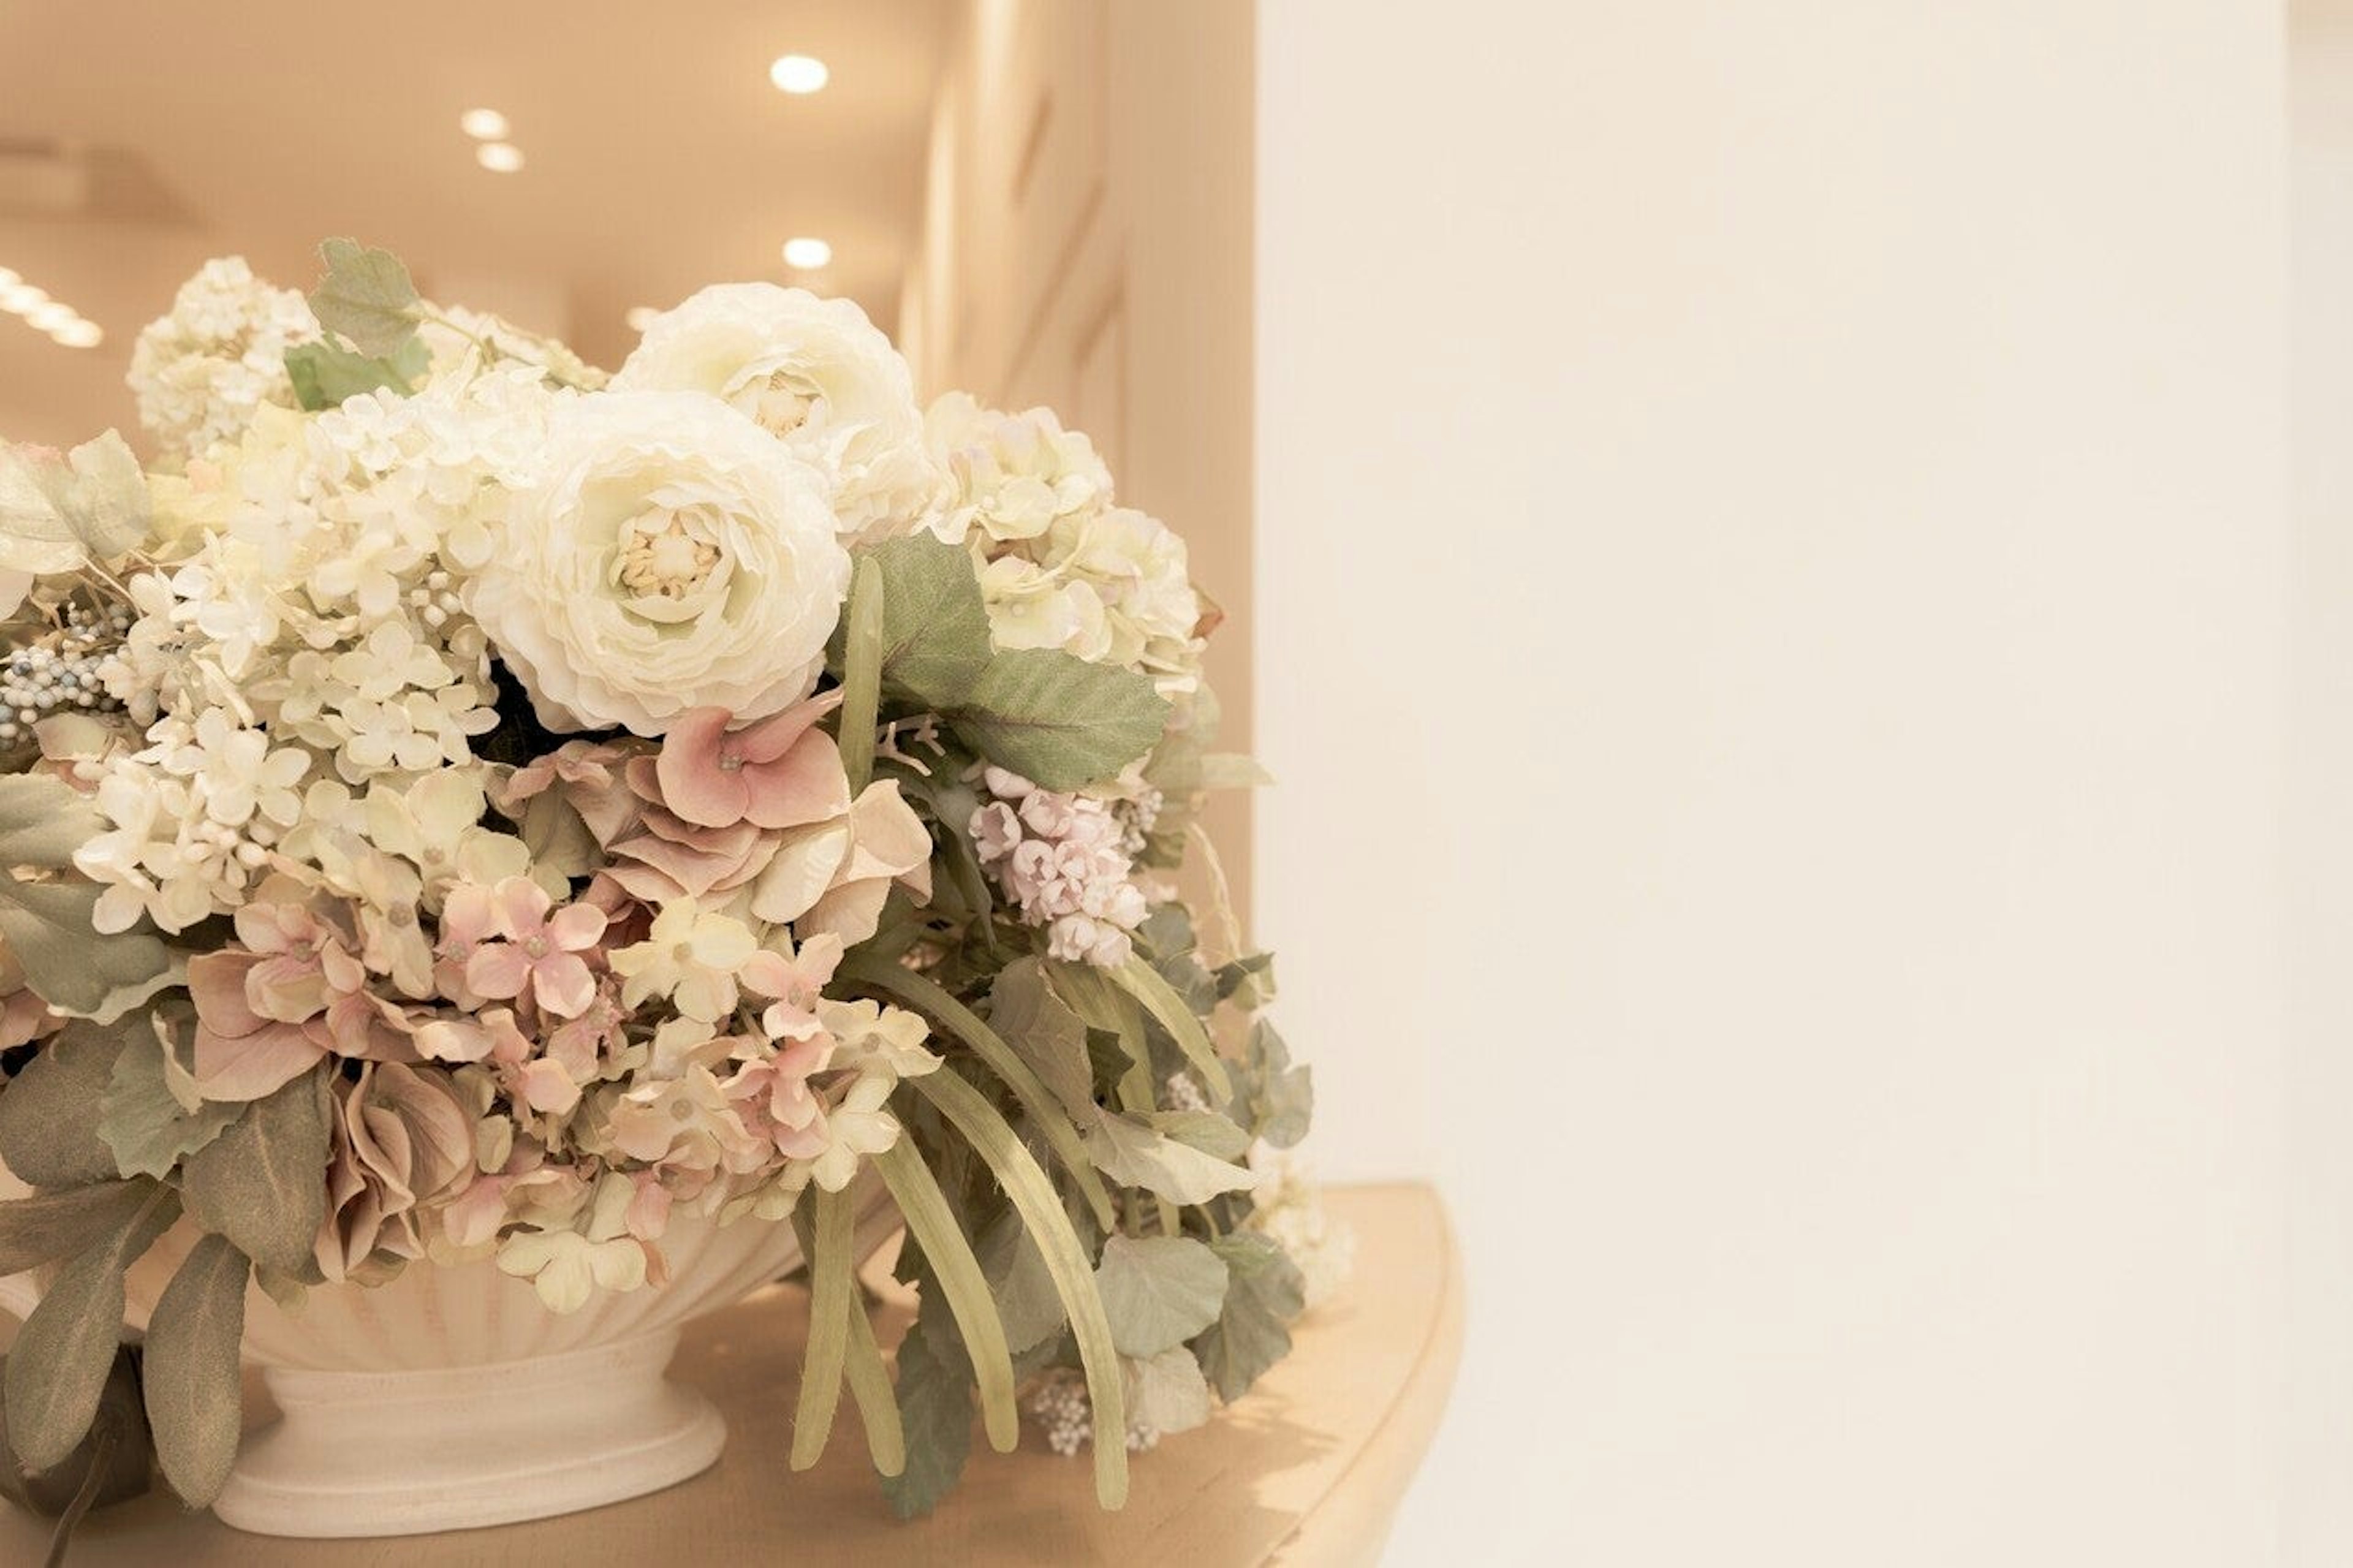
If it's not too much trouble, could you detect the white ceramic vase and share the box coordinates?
[0,1173,899,1539]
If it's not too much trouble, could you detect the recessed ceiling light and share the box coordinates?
[769,55,829,94]
[476,142,525,174]
[24,302,76,332]
[626,306,661,333]
[459,107,511,141]
[49,320,102,349]
[782,237,832,271]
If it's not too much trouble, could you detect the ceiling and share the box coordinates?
[0,0,948,450]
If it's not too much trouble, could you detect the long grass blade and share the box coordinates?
[874,1140,1019,1453]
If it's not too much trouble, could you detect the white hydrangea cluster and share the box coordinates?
[968,765,1148,967]
[1247,1145,1355,1310]
[1022,1368,1161,1457]
[78,365,559,933]
[925,394,1205,695]
[127,257,320,469]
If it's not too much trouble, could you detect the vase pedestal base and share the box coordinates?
[213,1328,723,1539]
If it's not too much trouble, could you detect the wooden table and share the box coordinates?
[1,1183,1461,1566]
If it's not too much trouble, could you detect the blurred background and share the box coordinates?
[9,1,2353,1565]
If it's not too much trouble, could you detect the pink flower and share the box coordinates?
[463,877,608,1018]
[655,695,850,830]
[726,1034,836,1160]
[741,932,845,1042]
[187,950,331,1101]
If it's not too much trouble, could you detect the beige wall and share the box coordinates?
[903,0,1256,930]
[1257,1,2290,1562]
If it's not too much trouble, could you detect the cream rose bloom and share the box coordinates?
[468,390,852,737]
[614,284,934,543]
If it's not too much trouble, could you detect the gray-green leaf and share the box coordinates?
[0,1021,131,1187]
[0,1179,159,1275]
[978,1210,1066,1355]
[1094,1233,1229,1358]
[833,535,994,710]
[950,648,1170,791]
[986,959,1094,1121]
[0,431,153,576]
[1192,1232,1305,1403]
[4,1183,178,1469]
[1126,1347,1212,1436]
[0,773,171,1018]
[142,1233,250,1506]
[880,1309,974,1520]
[308,238,422,358]
[179,1070,332,1277]
[1149,1108,1254,1162]
[1083,1110,1257,1206]
[99,1025,241,1181]
[285,336,431,411]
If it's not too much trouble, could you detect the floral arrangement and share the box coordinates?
[0,243,1339,1531]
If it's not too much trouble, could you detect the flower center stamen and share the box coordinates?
[616,506,722,602]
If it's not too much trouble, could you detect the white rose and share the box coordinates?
[468,390,852,737]
[615,284,934,543]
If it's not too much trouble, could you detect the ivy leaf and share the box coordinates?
[1242,1020,1314,1149]
[985,959,1094,1121]
[880,1309,975,1520]
[308,238,422,358]
[0,431,153,577]
[1127,1347,1213,1436]
[179,1069,333,1277]
[950,648,1170,791]
[830,534,994,709]
[0,1180,161,1275]
[5,1184,178,1470]
[1083,1110,1258,1206]
[142,1233,251,1506]
[284,336,430,411]
[978,1209,1066,1355]
[1214,952,1278,1009]
[99,1024,241,1181]
[1094,1234,1229,1358]
[1192,1233,1306,1403]
[1148,1108,1253,1162]
[0,1021,130,1187]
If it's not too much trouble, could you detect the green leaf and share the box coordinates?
[906,1069,1129,1509]
[0,1022,129,1187]
[1149,1108,1253,1163]
[880,1309,974,1520]
[985,959,1094,1121]
[874,1140,1018,1455]
[1243,1020,1313,1149]
[1127,1347,1213,1436]
[979,1208,1066,1355]
[179,1070,332,1276]
[1094,1234,1229,1358]
[1112,955,1230,1100]
[840,1295,906,1479]
[308,238,422,358]
[5,1183,178,1469]
[0,431,153,577]
[142,1233,249,1506]
[835,534,994,710]
[950,648,1170,791]
[836,553,886,797]
[789,1187,857,1471]
[98,1023,241,1180]
[0,774,171,1019]
[1192,1233,1306,1403]
[1214,952,1278,1010]
[0,1180,160,1275]
[284,336,430,411]
[841,956,1114,1232]
[1084,1109,1257,1206]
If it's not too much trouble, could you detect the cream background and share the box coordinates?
[1257,2,2292,1563]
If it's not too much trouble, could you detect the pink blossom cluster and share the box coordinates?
[969,766,1148,968]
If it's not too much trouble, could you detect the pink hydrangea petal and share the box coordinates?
[493,876,552,939]
[189,1020,324,1102]
[188,952,269,1037]
[742,733,854,831]
[656,707,752,828]
[532,952,597,1018]
[734,691,844,766]
[547,902,610,951]
[467,942,533,1001]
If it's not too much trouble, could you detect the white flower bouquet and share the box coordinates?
[0,242,1335,1540]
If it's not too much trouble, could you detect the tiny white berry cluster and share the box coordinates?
[1162,1071,1210,1114]
[1021,1369,1160,1456]
[0,602,131,743]
[969,766,1148,968]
